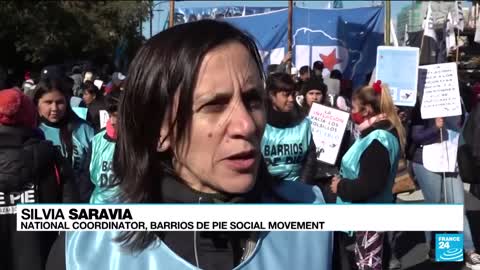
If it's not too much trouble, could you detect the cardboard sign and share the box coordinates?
[308,103,350,165]
[419,63,462,119]
[375,46,420,107]
[99,110,110,129]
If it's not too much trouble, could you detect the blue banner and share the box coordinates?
[225,7,385,89]
[293,7,384,89]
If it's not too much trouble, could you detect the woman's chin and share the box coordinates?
[216,174,257,195]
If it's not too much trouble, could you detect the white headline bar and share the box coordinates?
[17,204,464,232]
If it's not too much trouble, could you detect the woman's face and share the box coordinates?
[271,90,295,112]
[83,91,96,105]
[166,42,266,194]
[305,89,323,107]
[352,99,372,116]
[37,90,67,123]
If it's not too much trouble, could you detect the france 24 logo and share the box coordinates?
[435,233,464,262]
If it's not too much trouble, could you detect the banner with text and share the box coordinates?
[309,103,350,165]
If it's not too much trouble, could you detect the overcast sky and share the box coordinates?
[143,1,466,37]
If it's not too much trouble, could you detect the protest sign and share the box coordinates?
[375,46,419,107]
[419,63,462,119]
[308,103,350,165]
[99,110,110,129]
[422,130,460,173]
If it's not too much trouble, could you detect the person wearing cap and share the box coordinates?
[104,72,125,95]
[262,72,317,183]
[88,91,121,203]
[299,78,327,116]
[70,66,83,97]
[22,79,36,97]
[0,88,78,270]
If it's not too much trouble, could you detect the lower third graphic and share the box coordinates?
[435,233,464,262]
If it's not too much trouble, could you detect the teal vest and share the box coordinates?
[261,119,311,182]
[89,130,118,204]
[65,181,333,270]
[338,129,400,203]
[39,121,94,177]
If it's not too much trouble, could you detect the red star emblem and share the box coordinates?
[320,48,342,71]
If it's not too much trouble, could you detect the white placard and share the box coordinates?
[308,103,350,165]
[99,110,110,129]
[16,204,463,232]
[94,79,104,90]
[422,130,460,173]
[375,46,420,107]
[420,63,462,119]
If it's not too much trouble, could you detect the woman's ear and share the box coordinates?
[156,119,171,152]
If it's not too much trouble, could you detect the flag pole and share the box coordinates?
[420,29,425,54]
[455,28,459,63]
[419,2,428,56]
[169,0,175,28]
[287,0,293,73]
[385,0,391,45]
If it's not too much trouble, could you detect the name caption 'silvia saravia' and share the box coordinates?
[18,208,326,231]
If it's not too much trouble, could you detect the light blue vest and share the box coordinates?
[89,130,118,204]
[65,181,333,270]
[337,129,400,203]
[261,118,312,181]
[39,121,94,177]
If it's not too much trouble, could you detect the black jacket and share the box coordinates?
[86,98,106,132]
[0,125,79,270]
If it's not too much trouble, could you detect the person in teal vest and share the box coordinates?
[46,20,332,270]
[34,78,95,202]
[261,72,317,182]
[330,80,405,270]
[89,91,121,204]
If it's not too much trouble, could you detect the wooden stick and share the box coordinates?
[440,128,447,203]
[169,0,175,28]
[455,28,459,63]
[385,0,391,45]
[287,0,293,73]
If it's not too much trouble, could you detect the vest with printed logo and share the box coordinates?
[261,118,311,181]
[89,130,118,204]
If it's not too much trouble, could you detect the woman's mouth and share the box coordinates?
[223,150,257,172]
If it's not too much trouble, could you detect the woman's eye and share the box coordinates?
[244,93,264,111]
[204,103,227,112]
[202,99,229,113]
